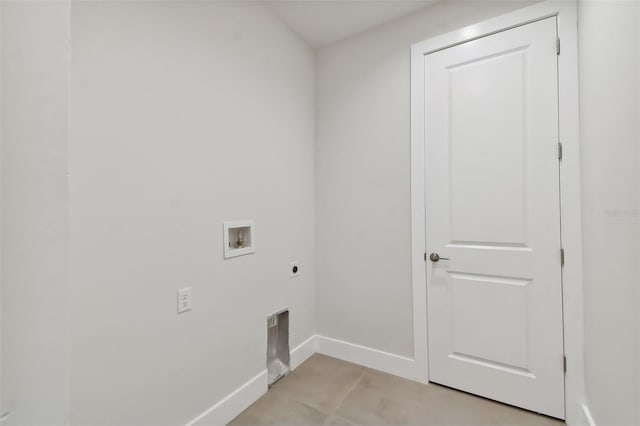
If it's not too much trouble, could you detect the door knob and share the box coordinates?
[429,253,449,262]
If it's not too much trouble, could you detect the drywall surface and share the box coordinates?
[315,1,537,358]
[578,1,640,425]
[69,2,315,424]
[0,1,70,424]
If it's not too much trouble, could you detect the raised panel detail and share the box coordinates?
[451,272,529,370]
[448,49,528,246]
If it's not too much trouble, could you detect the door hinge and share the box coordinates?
[563,355,567,373]
[560,248,565,266]
[556,38,561,55]
[558,142,563,160]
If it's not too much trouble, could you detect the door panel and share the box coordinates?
[449,48,528,246]
[425,17,564,419]
[451,273,530,370]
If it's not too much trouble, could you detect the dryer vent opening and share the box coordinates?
[267,309,290,387]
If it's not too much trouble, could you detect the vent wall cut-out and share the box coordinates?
[267,309,290,387]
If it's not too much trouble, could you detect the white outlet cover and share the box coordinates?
[177,287,192,313]
[290,262,300,278]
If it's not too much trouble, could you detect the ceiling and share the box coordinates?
[267,1,439,48]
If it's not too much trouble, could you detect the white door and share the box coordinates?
[424,17,564,419]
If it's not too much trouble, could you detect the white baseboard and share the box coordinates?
[186,335,426,425]
[186,370,268,426]
[315,335,427,384]
[291,335,317,369]
[581,404,597,426]
[188,333,586,426]
[186,334,318,426]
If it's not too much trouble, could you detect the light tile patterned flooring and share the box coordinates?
[230,354,564,426]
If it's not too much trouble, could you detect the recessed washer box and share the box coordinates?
[223,220,255,259]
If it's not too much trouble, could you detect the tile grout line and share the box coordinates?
[321,367,369,426]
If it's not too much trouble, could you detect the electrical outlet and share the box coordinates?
[290,261,300,278]
[177,287,192,313]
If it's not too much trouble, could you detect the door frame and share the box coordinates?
[410,1,584,424]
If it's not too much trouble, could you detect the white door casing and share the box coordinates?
[411,2,584,424]
[424,17,564,418]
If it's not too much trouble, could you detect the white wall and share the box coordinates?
[3,2,639,425]
[69,2,315,424]
[315,1,536,358]
[578,1,640,425]
[0,1,70,424]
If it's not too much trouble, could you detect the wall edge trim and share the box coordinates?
[315,335,428,384]
[185,334,317,426]
[581,403,597,426]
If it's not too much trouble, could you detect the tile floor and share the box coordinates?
[230,354,564,426]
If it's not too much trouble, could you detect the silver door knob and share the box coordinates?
[429,253,449,262]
